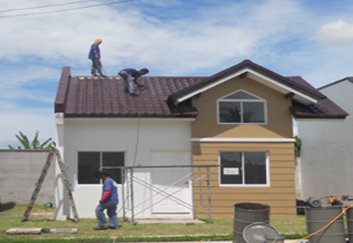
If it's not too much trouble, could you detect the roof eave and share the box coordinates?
[54,67,71,113]
[63,113,198,118]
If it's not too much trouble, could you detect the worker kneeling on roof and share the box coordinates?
[118,68,149,96]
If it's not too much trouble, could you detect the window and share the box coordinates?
[218,90,266,124]
[219,151,268,186]
[78,152,124,184]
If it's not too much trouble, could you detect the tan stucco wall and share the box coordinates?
[191,76,296,219]
[191,76,293,138]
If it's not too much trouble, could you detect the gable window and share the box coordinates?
[78,152,124,184]
[219,151,268,186]
[218,90,266,124]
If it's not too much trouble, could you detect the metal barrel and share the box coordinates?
[305,207,346,243]
[346,206,353,243]
[233,202,270,243]
[264,235,285,243]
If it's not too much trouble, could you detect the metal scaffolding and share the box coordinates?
[103,165,217,225]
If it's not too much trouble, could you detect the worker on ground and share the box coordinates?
[118,68,149,96]
[93,171,120,230]
[88,38,107,78]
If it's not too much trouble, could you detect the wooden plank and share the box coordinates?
[6,228,42,235]
[50,228,78,234]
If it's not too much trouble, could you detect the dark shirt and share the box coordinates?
[122,68,142,78]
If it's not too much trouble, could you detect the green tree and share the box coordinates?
[8,130,55,149]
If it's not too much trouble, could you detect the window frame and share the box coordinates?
[77,151,125,185]
[217,90,267,125]
[218,151,270,187]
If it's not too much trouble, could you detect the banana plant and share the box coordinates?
[8,130,55,149]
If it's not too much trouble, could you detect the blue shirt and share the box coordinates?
[88,43,100,59]
[122,68,142,78]
[102,178,118,204]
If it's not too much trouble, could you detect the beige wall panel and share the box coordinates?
[208,199,296,207]
[192,160,294,169]
[195,203,296,219]
[195,193,295,201]
[207,205,296,214]
[193,143,295,152]
[199,175,294,185]
[270,161,295,167]
[206,181,295,188]
[202,212,296,219]
[271,168,295,174]
[207,187,296,194]
[191,76,293,138]
[192,141,296,219]
[193,142,294,149]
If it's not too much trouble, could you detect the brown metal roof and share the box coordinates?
[55,67,205,118]
[55,61,348,119]
[288,76,349,119]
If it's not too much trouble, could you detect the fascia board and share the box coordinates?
[294,118,347,122]
[191,138,295,142]
[247,71,318,104]
[176,68,318,105]
[64,117,195,122]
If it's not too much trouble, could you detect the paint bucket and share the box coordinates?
[233,202,270,243]
[345,206,353,243]
[264,235,285,243]
[305,207,345,243]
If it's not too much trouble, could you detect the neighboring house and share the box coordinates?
[54,60,347,220]
[297,77,352,200]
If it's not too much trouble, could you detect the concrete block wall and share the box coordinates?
[0,150,55,204]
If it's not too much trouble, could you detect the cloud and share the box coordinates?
[318,20,353,44]
[0,0,308,75]
[1,0,353,148]
[0,107,55,148]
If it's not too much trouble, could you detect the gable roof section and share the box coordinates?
[169,60,325,106]
[167,59,347,119]
[54,67,205,118]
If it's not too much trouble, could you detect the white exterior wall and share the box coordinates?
[55,117,193,219]
[297,80,353,199]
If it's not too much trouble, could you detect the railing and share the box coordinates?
[103,165,218,225]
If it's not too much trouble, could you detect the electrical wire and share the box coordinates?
[0,0,137,18]
[0,0,101,13]
[100,75,143,167]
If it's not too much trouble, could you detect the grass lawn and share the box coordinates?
[0,203,307,242]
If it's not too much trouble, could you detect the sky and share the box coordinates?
[1,0,353,148]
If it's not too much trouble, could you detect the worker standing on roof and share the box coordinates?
[118,68,149,96]
[89,38,106,78]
